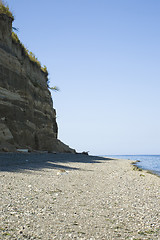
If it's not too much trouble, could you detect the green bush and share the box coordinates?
[0,1,14,19]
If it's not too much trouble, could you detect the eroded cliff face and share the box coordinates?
[0,13,75,153]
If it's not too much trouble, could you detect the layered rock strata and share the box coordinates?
[0,13,75,153]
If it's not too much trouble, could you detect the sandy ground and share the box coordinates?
[0,153,160,240]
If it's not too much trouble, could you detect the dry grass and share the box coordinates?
[1,2,49,79]
[0,1,14,19]
[12,32,48,75]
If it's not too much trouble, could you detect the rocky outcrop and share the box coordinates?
[0,13,75,153]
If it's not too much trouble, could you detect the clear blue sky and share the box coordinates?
[7,0,160,155]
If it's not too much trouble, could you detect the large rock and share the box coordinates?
[0,13,75,153]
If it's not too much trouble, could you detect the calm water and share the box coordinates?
[103,155,160,176]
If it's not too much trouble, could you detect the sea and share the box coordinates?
[103,155,160,176]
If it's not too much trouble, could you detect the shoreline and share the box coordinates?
[0,153,160,239]
[131,160,160,178]
[103,155,160,178]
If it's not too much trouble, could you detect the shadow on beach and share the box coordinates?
[0,153,114,173]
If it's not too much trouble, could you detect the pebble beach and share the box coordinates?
[0,153,160,240]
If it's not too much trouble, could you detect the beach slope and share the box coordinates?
[0,153,160,239]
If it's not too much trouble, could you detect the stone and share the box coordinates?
[0,13,75,153]
[0,123,13,141]
[82,151,89,155]
[2,147,9,152]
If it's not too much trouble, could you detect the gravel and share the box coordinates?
[0,153,160,239]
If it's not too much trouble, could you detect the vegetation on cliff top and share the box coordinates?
[11,32,48,75]
[12,32,59,90]
[0,1,14,19]
[1,1,59,90]
[0,1,48,75]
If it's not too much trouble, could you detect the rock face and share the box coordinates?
[0,13,75,153]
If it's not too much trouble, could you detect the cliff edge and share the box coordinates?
[0,10,75,153]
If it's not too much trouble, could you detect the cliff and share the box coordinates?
[0,12,75,153]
